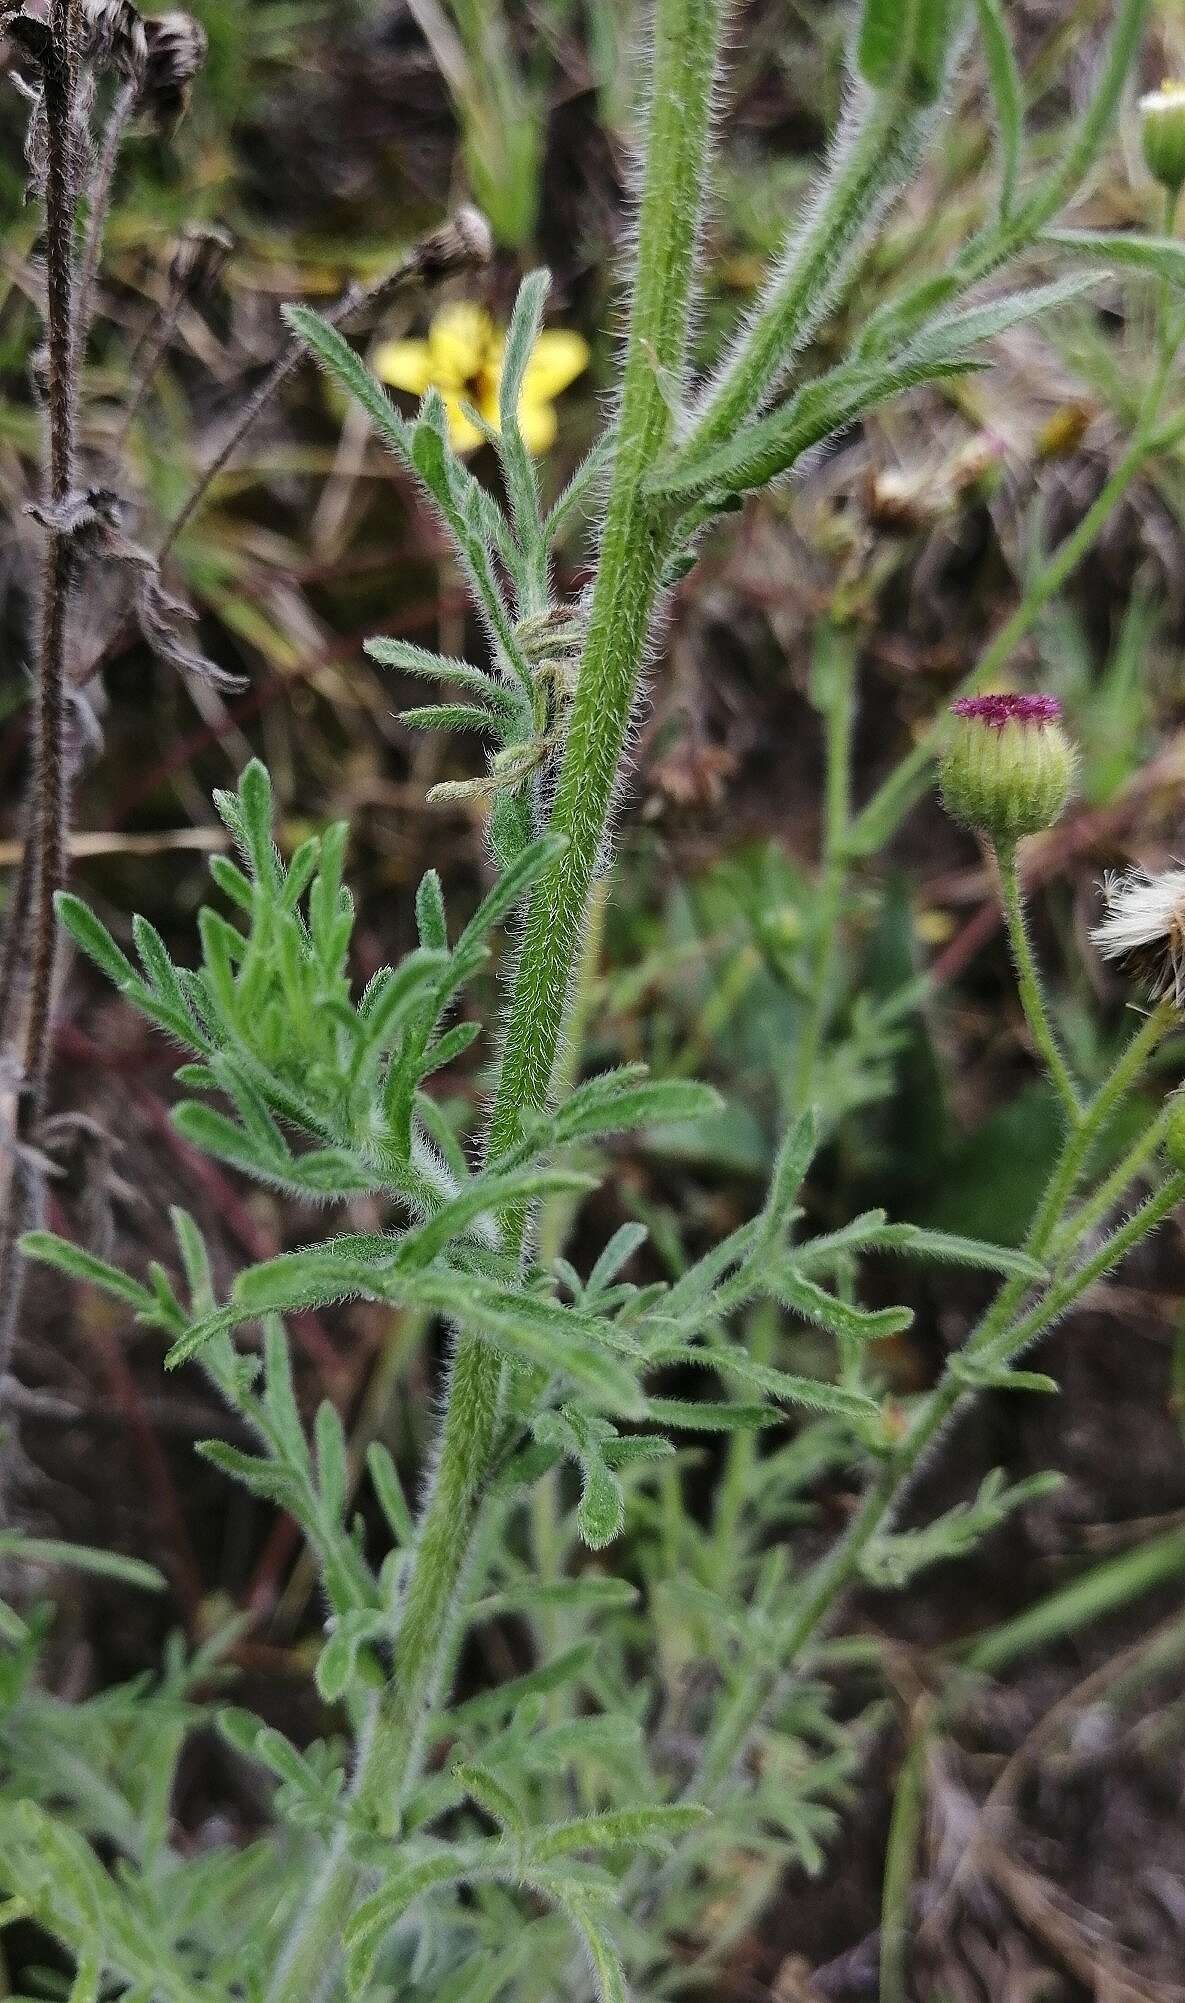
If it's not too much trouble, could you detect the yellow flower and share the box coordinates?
[374,302,589,455]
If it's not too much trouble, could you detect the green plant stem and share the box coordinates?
[683,79,926,457]
[847,428,1160,852]
[953,997,1173,1367]
[691,1169,1185,1805]
[878,1716,929,2003]
[995,840,1081,1123]
[1050,1100,1172,1269]
[790,626,856,1110]
[685,1005,1176,1810]
[261,9,726,1995]
[857,0,1152,359]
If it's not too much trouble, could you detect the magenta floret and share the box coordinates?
[950,692,1062,729]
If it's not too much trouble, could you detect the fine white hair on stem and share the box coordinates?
[1091,867,1185,1008]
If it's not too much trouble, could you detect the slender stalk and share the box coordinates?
[261,8,727,1994]
[1050,1101,1172,1268]
[847,430,1160,852]
[0,0,84,1415]
[856,0,1152,359]
[25,0,81,1107]
[948,997,1173,1370]
[852,161,1185,863]
[790,626,856,1109]
[690,1170,1185,1804]
[75,78,137,352]
[159,215,491,564]
[994,840,1082,1123]
[0,826,35,1050]
[683,987,1178,1814]
[682,77,927,456]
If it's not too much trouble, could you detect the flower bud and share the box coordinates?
[414,205,495,282]
[1140,81,1185,197]
[939,693,1074,844]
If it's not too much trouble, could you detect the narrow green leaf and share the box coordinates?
[365,637,522,717]
[761,1110,818,1235]
[196,1440,299,1504]
[554,1078,724,1146]
[653,273,1095,505]
[390,1166,596,1272]
[54,892,137,988]
[587,1223,649,1295]
[19,1232,157,1313]
[665,1345,875,1418]
[576,1456,624,1550]
[366,1441,414,1544]
[453,1761,526,1838]
[533,1804,709,1860]
[446,1643,595,1728]
[643,1396,781,1432]
[776,1268,914,1343]
[171,1103,281,1180]
[874,1223,1047,1279]
[315,1400,349,1521]
[904,271,1100,367]
[974,0,1022,218]
[1045,227,1185,286]
[544,433,613,543]
[0,1533,165,1592]
[401,703,500,735]
[456,833,568,956]
[286,303,415,459]
[344,1852,480,1994]
[497,269,552,606]
[856,0,899,87]
[470,1576,639,1620]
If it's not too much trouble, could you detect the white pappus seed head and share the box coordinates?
[1090,867,1185,1007]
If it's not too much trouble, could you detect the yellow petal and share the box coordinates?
[521,329,590,403]
[428,302,495,389]
[442,393,487,455]
[373,338,434,396]
[517,395,558,455]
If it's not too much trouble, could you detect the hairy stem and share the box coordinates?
[691,1168,1185,1804]
[790,625,856,1110]
[995,840,1081,1123]
[25,0,81,1106]
[848,429,1161,852]
[261,8,727,1994]
[684,76,926,457]
[76,78,137,352]
[0,0,83,1415]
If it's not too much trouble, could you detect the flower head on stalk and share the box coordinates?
[1140,80,1185,198]
[939,691,1074,844]
[1091,868,1185,1008]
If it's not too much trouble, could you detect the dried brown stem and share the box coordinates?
[75,76,138,351]
[25,0,82,1104]
[72,204,492,690]
[0,0,84,1411]
[158,205,492,562]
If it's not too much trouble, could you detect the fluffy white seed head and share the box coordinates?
[1091,867,1185,1006]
